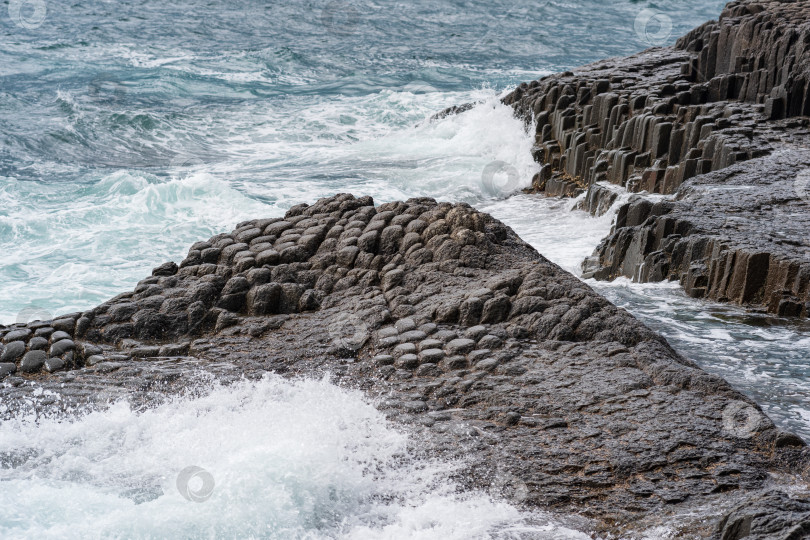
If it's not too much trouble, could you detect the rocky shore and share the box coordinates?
[582,149,810,316]
[3,0,810,537]
[504,0,810,317]
[2,193,809,538]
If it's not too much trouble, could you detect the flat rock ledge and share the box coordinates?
[1,194,809,538]
[499,0,810,317]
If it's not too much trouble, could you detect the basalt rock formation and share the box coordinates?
[501,0,810,316]
[1,194,808,538]
[504,0,810,198]
[583,149,810,317]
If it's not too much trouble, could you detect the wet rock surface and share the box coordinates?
[584,150,810,316]
[2,193,808,538]
[718,490,810,540]
[505,0,810,199]
[499,0,810,318]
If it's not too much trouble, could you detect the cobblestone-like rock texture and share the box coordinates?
[2,194,807,538]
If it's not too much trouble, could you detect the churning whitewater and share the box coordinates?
[5,0,809,538]
[0,375,590,539]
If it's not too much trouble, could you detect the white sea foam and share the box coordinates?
[0,171,273,323]
[0,375,591,540]
[0,88,542,324]
[480,191,628,276]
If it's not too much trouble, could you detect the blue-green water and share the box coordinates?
[0,0,725,321]
[6,1,809,538]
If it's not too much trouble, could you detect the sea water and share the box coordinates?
[6,1,806,538]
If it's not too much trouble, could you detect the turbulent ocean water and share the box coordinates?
[4,0,809,538]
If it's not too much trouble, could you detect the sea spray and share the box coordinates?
[0,374,590,540]
[1,90,539,323]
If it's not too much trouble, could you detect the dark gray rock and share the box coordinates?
[45,357,66,373]
[0,363,16,379]
[51,318,75,334]
[0,341,25,363]
[394,318,417,332]
[445,338,475,355]
[393,343,417,358]
[717,491,810,540]
[81,343,103,357]
[152,261,178,277]
[477,334,502,349]
[418,338,443,351]
[419,348,444,364]
[33,327,54,338]
[373,354,394,366]
[3,329,31,343]
[50,331,71,342]
[4,192,805,539]
[20,350,47,373]
[130,346,161,358]
[85,355,105,366]
[502,0,810,320]
[395,354,419,369]
[399,330,427,343]
[27,337,49,350]
[49,340,75,357]
[585,151,810,317]
[247,283,281,315]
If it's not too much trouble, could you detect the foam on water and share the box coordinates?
[480,191,627,276]
[0,375,590,540]
[487,200,810,440]
[3,1,806,535]
[1,89,540,323]
[592,278,810,440]
[0,171,272,323]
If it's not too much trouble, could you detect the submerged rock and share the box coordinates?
[1,193,807,537]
